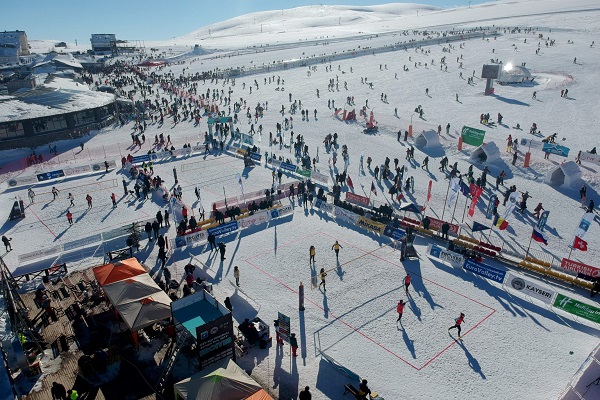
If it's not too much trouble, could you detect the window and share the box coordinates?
[74,110,95,126]
[0,122,24,139]
[32,115,67,133]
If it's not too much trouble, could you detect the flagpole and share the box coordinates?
[567,246,574,260]
[525,233,534,259]
[441,178,451,221]
[451,192,460,223]
[461,195,469,223]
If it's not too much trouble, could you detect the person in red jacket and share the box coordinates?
[396,299,405,323]
[448,313,465,337]
[404,274,412,294]
[66,211,73,225]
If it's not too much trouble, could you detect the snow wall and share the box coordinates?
[544,161,582,188]
[415,130,441,148]
[469,141,501,164]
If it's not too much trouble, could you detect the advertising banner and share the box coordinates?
[207,221,239,237]
[270,204,293,219]
[63,165,92,177]
[486,194,497,219]
[277,312,291,344]
[427,244,465,267]
[170,147,193,157]
[18,245,62,264]
[537,210,549,231]
[131,154,151,164]
[345,192,370,207]
[553,294,600,324]
[37,170,65,182]
[356,216,386,234]
[240,210,271,228]
[175,230,208,249]
[560,258,600,278]
[313,199,334,213]
[384,226,406,241]
[297,169,311,178]
[271,159,282,168]
[192,145,208,153]
[311,170,329,185]
[7,175,38,187]
[428,217,460,236]
[542,143,570,157]
[463,259,507,284]
[461,126,486,147]
[579,151,600,165]
[90,160,117,172]
[333,206,359,224]
[249,152,262,161]
[505,273,556,304]
[280,162,297,173]
[196,313,235,370]
[519,138,544,151]
[102,226,130,241]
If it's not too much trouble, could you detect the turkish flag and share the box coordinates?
[347,175,354,190]
[573,236,588,251]
[468,196,479,218]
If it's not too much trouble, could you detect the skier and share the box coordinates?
[309,245,316,265]
[85,194,92,208]
[234,266,240,287]
[332,241,343,260]
[404,274,412,294]
[319,267,327,291]
[218,242,227,261]
[396,299,405,323]
[2,235,12,252]
[448,312,465,337]
[110,193,117,208]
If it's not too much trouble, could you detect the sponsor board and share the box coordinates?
[280,162,297,172]
[249,152,262,161]
[131,154,151,164]
[63,165,92,176]
[170,147,193,157]
[345,192,370,207]
[18,246,62,264]
[463,259,506,284]
[311,170,329,185]
[207,221,239,237]
[553,294,600,324]
[102,226,129,241]
[427,217,459,236]
[579,151,600,165]
[62,234,102,252]
[270,205,293,219]
[192,145,208,153]
[427,244,465,267]
[297,169,311,177]
[271,159,281,168]
[506,273,555,304]
[356,216,386,234]
[37,170,65,181]
[383,225,406,241]
[333,206,359,224]
[461,126,486,147]
[542,143,570,157]
[196,313,235,369]
[560,258,600,278]
[519,138,544,151]
[8,175,38,187]
[240,210,270,228]
[314,199,333,213]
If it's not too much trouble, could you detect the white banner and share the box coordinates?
[579,152,600,165]
[502,191,519,219]
[333,206,359,224]
[183,230,208,247]
[427,244,465,267]
[573,212,595,239]
[505,273,556,304]
[311,170,330,185]
[239,210,270,228]
[63,164,92,176]
[278,204,294,216]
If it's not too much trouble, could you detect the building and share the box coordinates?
[90,34,117,55]
[0,31,29,65]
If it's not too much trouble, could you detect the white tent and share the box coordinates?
[469,142,501,164]
[414,130,441,149]
[544,161,583,188]
[174,358,273,400]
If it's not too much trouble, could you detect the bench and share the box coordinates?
[343,384,363,399]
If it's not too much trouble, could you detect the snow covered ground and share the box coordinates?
[2,0,600,398]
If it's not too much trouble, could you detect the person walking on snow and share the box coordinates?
[110,193,117,208]
[66,211,73,225]
[28,188,35,204]
[448,313,465,337]
[2,236,12,252]
[309,245,316,265]
[289,333,299,357]
[218,242,227,261]
[233,266,240,287]
[52,186,59,200]
[396,299,405,323]
[332,241,343,260]
[85,194,92,208]
[208,233,216,251]
[404,274,412,294]
[319,268,327,291]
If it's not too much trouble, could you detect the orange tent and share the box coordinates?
[93,258,147,286]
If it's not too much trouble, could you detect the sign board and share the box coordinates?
[207,221,239,237]
[63,164,92,176]
[536,210,549,232]
[461,126,486,147]
[519,138,544,151]
[579,151,600,165]
[311,170,329,185]
[277,312,291,344]
[249,152,262,161]
[37,170,65,182]
[345,192,370,207]
[62,234,102,251]
[542,143,570,157]
[280,162,297,173]
[481,64,500,79]
[175,230,208,249]
[505,273,556,304]
[207,116,233,124]
[427,217,459,236]
[297,169,311,178]
[196,313,235,370]
[240,210,270,228]
[131,154,151,164]
[427,244,465,267]
[333,206,359,224]
[383,225,406,241]
[463,259,506,284]
[560,258,600,278]
[553,294,600,324]
[356,216,386,235]
[313,198,334,213]
[270,204,293,218]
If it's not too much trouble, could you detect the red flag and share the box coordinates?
[573,236,588,251]
[371,182,377,196]
[427,180,432,202]
[347,175,354,190]
[468,196,479,217]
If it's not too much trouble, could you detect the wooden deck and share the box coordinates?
[14,268,171,400]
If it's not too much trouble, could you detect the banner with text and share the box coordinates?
[505,273,556,304]
[553,294,600,324]
[463,259,507,284]
[428,217,460,236]
[427,244,465,267]
[356,216,386,235]
[560,258,600,278]
[333,206,360,224]
[345,192,370,207]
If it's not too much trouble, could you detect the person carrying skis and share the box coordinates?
[331,241,343,260]
[448,313,465,337]
[404,274,412,294]
[396,299,405,322]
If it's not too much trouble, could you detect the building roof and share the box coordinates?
[0,82,115,123]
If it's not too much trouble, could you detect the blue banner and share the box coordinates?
[463,259,506,284]
[280,162,297,172]
[542,143,570,157]
[207,221,239,236]
[174,236,187,249]
[208,116,232,124]
[537,210,549,232]
[249,152,262,161]
[486,194,497,219]
[383,225,406,241]
[37,170,65,181]
[131,154,151,164]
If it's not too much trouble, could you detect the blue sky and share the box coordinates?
[2,0,489,43]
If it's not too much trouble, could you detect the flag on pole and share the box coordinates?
[472,221,490,232]
[468,195,479,217]
[427,180,433,202]
[493,215,509,230]
[371,182,377,196]
[573,212,595,239]
[573,236,588,251]
[236,173,244,194]
[531,228,548,245]
[347,175,354,190]
[460,181,470,197]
